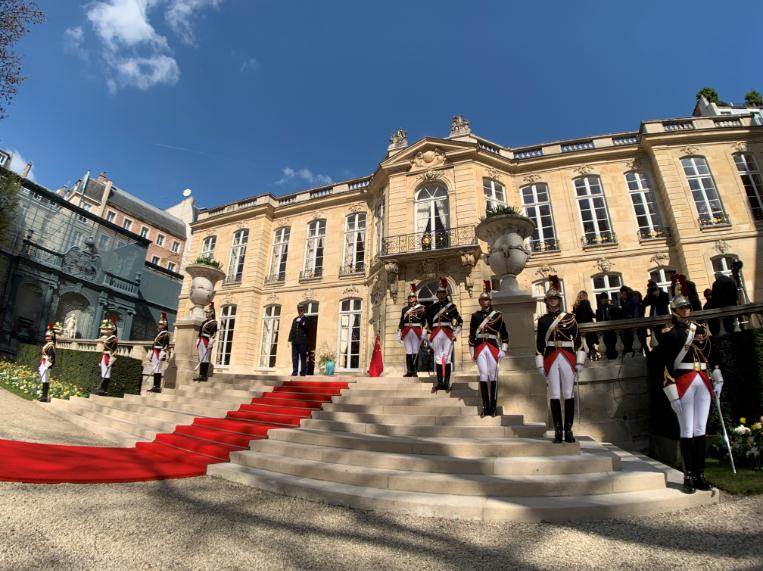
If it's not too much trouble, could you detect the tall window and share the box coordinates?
[649,267,676,293]
[106,211,116,223]
[574,176,615,245]
[532,278,566,322]
[140,227,150,239]
[374,203,384,256]
[337,298,362,370]
[681,156,727,226]
[521,183,558,252]
[156,234,166,246]
[227,229,249,283]
[201,235,216,258]
[215,304,236,366]
[342,213,366,274]
[151,255,160,265]
[167,261,176,272]
[733,153,763,221]
[171,240,180,253]
[592,273,623,305]
[268,227,290,282]
[302,220,326,279]
[415,183,450,249]
[122,219,133,231]
[626,171,665,239]
[258,305,281,368]
[711,255,736,278]
[483,178,507,214]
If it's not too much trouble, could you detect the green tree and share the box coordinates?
[0,171,20,244]
[744,90,763,107]
[696,87,720,103]
[0,0,44,119]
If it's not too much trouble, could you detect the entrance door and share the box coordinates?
[303,301,319,375]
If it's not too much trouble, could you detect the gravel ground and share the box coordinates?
[1,388,762,571]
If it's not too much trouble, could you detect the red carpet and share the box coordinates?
[0,380,349,484]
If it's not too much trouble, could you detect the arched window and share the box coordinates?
[521,183,558,252]
[648,267,676,293]
[267,227,290,283]
[532,278,566,323]
[258,304,281,368]
[483,178,507,214]
[415,183,450,250]
[215,304,237,366]
[732,152,763,221]
[337,298,362,370]
[302,219,326,279]
[592,273,623,306]
[342,212,366,275]
[626,171,666,240]
[226,230,248,283]
[574,175,615,246]
[680,156,728,227]
[711,255,737,278]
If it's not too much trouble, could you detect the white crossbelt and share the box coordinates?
[546,341,574,348]
[675,363,707,371]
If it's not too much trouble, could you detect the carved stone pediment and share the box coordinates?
[535,265,557,279]
[62,247,100,281]
[411,148,446,170]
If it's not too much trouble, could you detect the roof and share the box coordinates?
[83,178,187,238]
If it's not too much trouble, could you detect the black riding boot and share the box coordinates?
[200,362,209,382]
[550,399,563,443]
[479,382,490,418]
[148,373,162,393]
[564,398,576,443]
[410,355,418,377]
[40,382,50,403]
[693,435,712,491]
[489,381,498,417]
[96,377,110,396]
[444,363,452,393]
[432,367,442,393]
[406,355,415,377]
[680,437,696,493]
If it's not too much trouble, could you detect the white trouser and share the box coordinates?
[430,330,453,366]
[38,364,50,385]
[545,354,575,400]
[151,350,163,375]
[402,329,422,355]
[675,374,712,438]
[100,353,112,379]
[197,339,213,363]
[475,348,498,383]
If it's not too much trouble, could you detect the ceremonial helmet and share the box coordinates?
[158,312,168,328]
[205,301,216,318]
[99,314,118,335]
[544,275,562,301]
[44,323,57,341]
[479,280,492,302]
[407,283,418,301]
[670,274,692,311]
[436,277,448,295]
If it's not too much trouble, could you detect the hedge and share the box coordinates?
[649,328,763,438]
[15,343,143,398]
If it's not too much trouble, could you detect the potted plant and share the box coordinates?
[476,205,536,296]
[186,257,226,319]
[317,343,336,376]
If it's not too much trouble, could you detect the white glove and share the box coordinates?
[670,399,683,416]
[469,346,475,360]
[395,331,402,343]
[711,367,724,397]
[110,355,117,365]
[453,327,461,339]
[575,349,587,372]
[501,343,509,353]
[159,350,168,362]
[535,354,544,376]
[498,350,505,360]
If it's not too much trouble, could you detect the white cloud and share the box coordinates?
[165,0,223,45]
[64,26,90,62]
[109,54,180,92]
[87,0,168,51]
[7,149,35,181]
[276,167,333,186]
[240,57,259,73]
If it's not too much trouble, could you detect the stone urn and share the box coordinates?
[186,263,226,319]
[476,213,535,295]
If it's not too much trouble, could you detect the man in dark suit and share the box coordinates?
[711,272,739,335]
[288,303,309,376]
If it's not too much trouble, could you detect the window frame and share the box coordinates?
[302,219,326,279]
[215,304,237,366]
[337,298,362,370]
[574,175,615,245]
[414,183,450,250]
[139,226,150,239]
[156,234,166,247]
[625,171,665,239]
[341,212,366,274]
[732,152,763,222]
[680,156,728,227]
[521,182,559,252]
[258,304,281,368]
[483,177,507,214]
[226,228,249,283]
[268,227,290,282]
[201,235,216,258]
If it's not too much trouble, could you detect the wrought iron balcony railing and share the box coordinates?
[380,226,476,257]
[637,226,671,241]
[264,272,285,284]
[580,231,617,247]
[698,212,731,228]
[339,262,365,276]
[529,238,560,253]
[299,267,323,281]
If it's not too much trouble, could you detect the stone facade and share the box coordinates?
[183,109,763,377]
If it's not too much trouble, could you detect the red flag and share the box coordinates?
[367,335,384,377]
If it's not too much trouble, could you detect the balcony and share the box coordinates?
[581,231,617,248]
[299,268,323,281]
[698,212,731,229]
[529,239,560,254]
[264,272,285,285]
[339,262,365,277]
[637,226,671,242]
[380,226,478,258]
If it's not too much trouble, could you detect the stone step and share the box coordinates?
[129,390,258,411]
[299,419,546,438]
[63,400,163,441]
[332,395,476,406]
[338,386,448,396]
[39,399,144,446]
[267,428,569,457]
[208,462,717,522]
[320,403,485,415]
[223,452,661,497]
[83,397,196,427]
[122,394,243,417]
[244,439,617,475]
[310,411,525,426]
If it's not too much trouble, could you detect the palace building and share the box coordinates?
[184,103,763,376]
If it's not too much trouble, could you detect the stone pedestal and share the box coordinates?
[170,317,203,388]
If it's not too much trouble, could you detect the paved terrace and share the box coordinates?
[1,388,761,570]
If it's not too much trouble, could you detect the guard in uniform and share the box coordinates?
[148,312,171,393]
[425,277,463,392]
[657,274,723,494]
[535,275,585,443]
[38,323,57,403]
[194,302,218,382]
[469,280,509,417]
[397,284,425,377]
[96,315,118,396]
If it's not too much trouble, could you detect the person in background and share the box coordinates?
[425,277,463,393]
[397,284,426,377]
[686,280,703,312]
[148,313,170,393]
[702,288,720,337]
[619,286,645,356]
[595,293,619,360]
[572,291,599,361]
[96,315,118,396]
[643,280,670,349]
[38,324,56,403]
[711,271,739,335]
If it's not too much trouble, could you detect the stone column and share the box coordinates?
[167,317,202,388]
[36,283,57,340]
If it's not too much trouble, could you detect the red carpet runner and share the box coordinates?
[0,380,349,484]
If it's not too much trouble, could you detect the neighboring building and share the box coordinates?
[63,172,194,275]
[694,95,763,124]
[185,107,762,376]
[0,165,183,350]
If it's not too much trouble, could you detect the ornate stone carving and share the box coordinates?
[650,253,670,267]
[308,211,324,222]
[523,174,541,185]
[595,257,614,273]
[624,155,646,171]
[714,240,730,254]
[574,165,595,176]
[535,265,557,279]
[486,168,504,182]
[301,289,315,302]
[420,259,439,278]
[384,260,399,301]
[680,145,699,156]
[450,115,470,137]
[733,141,748,153]
[389,128,408,149]
[62,247,100,281]
[348,204,365,214]
[460,250,477,269]
[417,169,443,183]
[370,274,382,305]
[411,148,446,170]
[342,286,360,297]
[266,293,279,304]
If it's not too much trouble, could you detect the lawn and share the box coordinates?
[705,458,763,495]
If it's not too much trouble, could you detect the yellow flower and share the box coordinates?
[752,423,762,431]
[740,417,747,425]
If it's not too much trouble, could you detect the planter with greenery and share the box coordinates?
[476,206,535,295]
[186,258,226,319]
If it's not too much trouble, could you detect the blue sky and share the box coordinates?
[1,0,762,210]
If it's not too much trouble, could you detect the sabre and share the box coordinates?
[714,395,736,475]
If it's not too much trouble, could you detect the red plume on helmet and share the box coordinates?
[110,314,118,328]
[408,283,417,298]
[437,277,448,293]
[479,279,492,301]
[670,274,691,310]
[544,274,562,301]
[158,312,168,326]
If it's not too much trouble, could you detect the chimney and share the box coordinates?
[56,185,67,196]
[21,163,32,178]
[98,171,108,182]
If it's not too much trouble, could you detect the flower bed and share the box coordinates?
[0,360,89,401]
